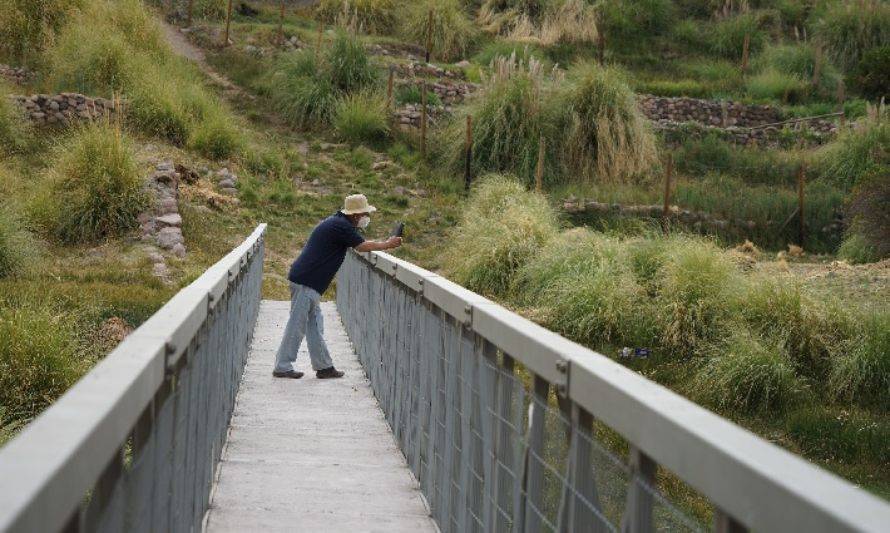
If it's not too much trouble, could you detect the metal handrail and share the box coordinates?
[337,249,890,533]
[0,224,267,533]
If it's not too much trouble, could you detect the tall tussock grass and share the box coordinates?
[814,0,890,70]
[0,84,30,156]
[30,122,147,243]
[443,174,559,295]
[333,90,389,144]
[0,207,39,279]
[401,0,479,61]
[0,0,83,66]
[45,0,243,159]
[446,175,885,414]
[316,0,398,35]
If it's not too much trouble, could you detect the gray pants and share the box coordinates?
[274,283,334,372]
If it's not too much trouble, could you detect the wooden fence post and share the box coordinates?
[465,116,473,191]
[797,163,806,246]
[425,9,434,64]
[741,33,750,73]
[187,0,194,27]
[663,153,673,234]
[223,0,233,47]
[278,0,285,46]
[535,137,545,193]
[315,23,324,62]
[420,82,428,160]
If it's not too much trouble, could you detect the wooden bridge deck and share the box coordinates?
[205,300,437,532]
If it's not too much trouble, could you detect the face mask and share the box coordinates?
[358,215,370,229]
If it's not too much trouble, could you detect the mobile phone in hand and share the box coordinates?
[391,221,404,238]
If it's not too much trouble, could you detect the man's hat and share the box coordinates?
[342,194,377,215]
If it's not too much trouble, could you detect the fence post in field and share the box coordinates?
[812,45,822,87]
[223,0,233,47]
[278,0,285,46]
[386,68,394,113]
[187,0,193,26]
[425,9,434,63]
[663,154,674,234]
[420,82,428,160]
[465,116,473,191]
[315,23,324,62]
[837,80,846,128]
[535,137,545,193]
[798,163,806,246]
[741,33,750,73]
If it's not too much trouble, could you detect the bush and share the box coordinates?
[0,304,94,421]
[830,311,890,406]
[266,52,339,128]
[746,68,810,103]
[709,13,768,60]
[655,237,740,355]
[0,208,38,278]
[189,113,244,160]
[753,43,843,99]
[444,175,559,295]
[315,0,397,35]
[814,0,890,70]
[694,328,804,413]
[326,31,377,93]
[817,115,889,189]
[852,45,890,100]
[837,233,880,264]
[333,90,389,144]
[0,0,83,66]
[442,56,564,185]
[400,0,478,62]
[472,41,549,68]
[599,0,676,42]
[845,168,890,259]
[563,63,659,182]
[394,83,442,106]
[31,123,147,243]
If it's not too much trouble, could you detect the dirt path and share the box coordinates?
[159,20,248,99]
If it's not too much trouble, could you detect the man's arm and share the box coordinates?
[355,237,402,253]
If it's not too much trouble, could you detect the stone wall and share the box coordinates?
[392,61,466,80]
[393,103,448,131]
[654,119,838,147]
[10,93,119,126]
[395,78,478,106]
[638,95,783,127]
[0,64,35,85]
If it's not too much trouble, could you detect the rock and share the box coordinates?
[220,187,238,196]
[218,178,235,189]
[152,262,169,278]
[147,250,165,263]
[372,161,391,171]
[158,198,178,214]
[155,213,183,227]
[157,227,184,249]
[393,185,408,196]
[172,243,187,258]
[157,161,175,172]
[455,60,470,68]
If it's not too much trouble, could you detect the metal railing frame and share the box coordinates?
[336,249,890,533]
[0,224,267,533]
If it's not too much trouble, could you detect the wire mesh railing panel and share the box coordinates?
[335,253,705,533]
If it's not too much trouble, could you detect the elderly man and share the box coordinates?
[273,194,402,379]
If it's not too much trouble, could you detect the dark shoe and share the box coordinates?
[316,367,345,379]
[273,369,304,379]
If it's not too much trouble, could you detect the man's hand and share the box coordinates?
[355,237,402,253]
[385,236,402,249]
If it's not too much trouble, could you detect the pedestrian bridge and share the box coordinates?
[0,225,887,533]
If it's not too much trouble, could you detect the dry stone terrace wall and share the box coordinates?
[9,93,119,126]
[0,64,35,85]
[638,95,783,126]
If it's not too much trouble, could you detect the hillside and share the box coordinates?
[0,0,887,518]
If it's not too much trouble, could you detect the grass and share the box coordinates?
[333,90,389,144]
[315,0,397,35]
[0,0,83,66]
[29,122,147,243]
[0,83,30,155]
[400,0,479,62]
[753,43,843,100]
[830,311,890,407]
[813,0,890,70]
[0,207,39,278]
[745,68,810,104]
[816,113,889,190]
[394,83,442,106]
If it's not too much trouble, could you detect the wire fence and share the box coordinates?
[337,253,704,533]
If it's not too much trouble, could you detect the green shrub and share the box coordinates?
[189,113,244,160]
[845,168,889,259]
[817,116,889,189]
[315,0,397,35]
[694,328,804,413]
[395,83,442,106]
[838,233,881,264]
[0,303,94,421]
[0,0,83,66]
[563,63,659,182]
[472,41,550,69]
[599,0,676,42]
[266,52,339,128]
[830,311,890,406]
[655,237,740,355]
[48,27,140,95]
[753,43,843,99]
[0,208,38,278]
[400,0,478,62]
[852,45,890,100]
[635,79,713,98]
[746,68,810,103]
[710,13,768,60]
[814,0,890,70]
[326,31,378,93]
[127,74,193,145]
[442,56,564,185]
[444,175,559,295]
[333,90,389,144]
[31,123,147,243]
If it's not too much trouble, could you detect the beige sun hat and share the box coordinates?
[341,193,377,215]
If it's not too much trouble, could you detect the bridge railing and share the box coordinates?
[0,224,267,533]
[336,249,890,533]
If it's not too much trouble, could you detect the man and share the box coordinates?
[273,194,402,379]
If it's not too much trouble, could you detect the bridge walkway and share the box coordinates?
[205,300,437,532]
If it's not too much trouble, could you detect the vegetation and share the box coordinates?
[0,0,83,66]
[0,84,29,155]
[401,0,479,62]
[30,123,147,243]
[333,90,389,144]
[814,0,890,70]
[316,0,398,35]
[0,208,39,278]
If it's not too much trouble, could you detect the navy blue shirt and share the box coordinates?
[288,212,365,294]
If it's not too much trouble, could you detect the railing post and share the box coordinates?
[523,376,549,533]
[560,405,605,533]
[714,508,748,533]
[621,446,656,533]
[492,354,515,533]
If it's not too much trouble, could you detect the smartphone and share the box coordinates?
[391,221,404,238]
